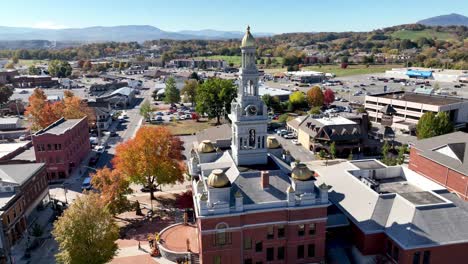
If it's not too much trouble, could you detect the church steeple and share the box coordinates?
[238,26,258,98]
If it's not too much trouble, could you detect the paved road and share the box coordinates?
[272,133,316,162]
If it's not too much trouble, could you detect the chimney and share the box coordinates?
[261,171,269,189]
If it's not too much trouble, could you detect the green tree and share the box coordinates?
[181,79,198,106]
[189,72,200,81]
[139,100,152,120]
[309,106,321,115]
[196,78,237,125]
[416,112,438,139]
[306,86,324,107]
[289,91,307,110]
[0,86,14,106]
[397,145,406,165]
[48,60,72,78]
[52,193,119,264]
[330,142,336,159]
[164,77,180,104]
[434,112,453,136]
[12,56,19,64]
[28,65,41,75]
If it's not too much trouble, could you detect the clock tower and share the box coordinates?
[229,26,268,166]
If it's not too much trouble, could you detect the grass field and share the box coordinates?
[18,59,48,67]
[148,119,224,136]
[194,55,283,67]
[264,64,402,77]
[391,29,457,42]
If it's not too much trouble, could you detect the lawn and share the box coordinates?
[147,119,225,136]
[391,29,457,42]
[18,59,48,67]
[298,64,402,77]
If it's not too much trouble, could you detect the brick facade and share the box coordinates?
[33,118,90,181]
[409,148,468,200]
[198,207,327,264]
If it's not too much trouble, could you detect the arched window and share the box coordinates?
[215,223,230,246]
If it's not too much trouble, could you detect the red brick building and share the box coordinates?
[32,117,90,181]
[409,132,468,201]
[0,162,49,263]
[314,159,468,264]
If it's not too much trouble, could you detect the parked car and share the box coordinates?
[19,90,29,94]
[81,177,92,191]
[156,111,164,116]
[94,145,105,154]
[291,139,300,145]
[19,134,31,141]
[283,133,295,139]
[277,129,288,136]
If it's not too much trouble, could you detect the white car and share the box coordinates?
[94,145,105,154]
[291,139,300,145]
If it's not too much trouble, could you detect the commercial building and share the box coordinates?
[0,162,49,263]
[12,75,58,88]
[286,71,325,84]
[32,117,90,181]
[364,91,468,132]
[158,27,328,264]
[168,59,227,69]
[288,114,372,157]
[0,70,18,85]
[87,101,113,131]
[313,159,468,264]
[409,132,468,201]
[258,85,291,102]
[385,67,468,83]
[97,87,136,108]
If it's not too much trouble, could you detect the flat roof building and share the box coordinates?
[312,159,468,264]
[365,91,468,132]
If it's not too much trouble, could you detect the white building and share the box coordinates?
[365,91,468,132]
[385,67,468,83]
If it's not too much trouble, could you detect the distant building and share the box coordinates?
[286,71,325,84]
[96,87,136,108]
[258,85,291,102]
[0,118,21,130]
[314,159,468,264]
[409,132,468,201]
[364,91,468,132]
[385,67,468,83]
[32,117,90,181]
[0,162,49,263]
[12,75,58,88]
[0,70,18,85]
[168,59,227,69]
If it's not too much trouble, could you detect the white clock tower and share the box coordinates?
[229,26,268,166]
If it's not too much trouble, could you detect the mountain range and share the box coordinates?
[0,25,273,42]
[417,13,468,26]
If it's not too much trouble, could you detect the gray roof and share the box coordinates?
[110,87,134,96]
[0,163,45,185]
[35,117,85,136]
[0,118,19,125]
[196,124,231,143]
[314,161,468,249]
[298,115,362,141]
[412,132,468,176]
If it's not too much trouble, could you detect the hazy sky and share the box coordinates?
[1,0,467,33]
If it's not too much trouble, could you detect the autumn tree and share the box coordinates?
[91,167,132,215]
[181,79,198,106]
[62,90,94,120]
[196,78,237,125]
[113,126,185,200]
[323,88,335,106]
[25,89,62,130]
[289,91,307,110]
[0,85,14,106]
[307,86,324,107]
[52,193,119,264]
[164,77,180,104]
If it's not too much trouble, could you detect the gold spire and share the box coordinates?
[241,25,255,48]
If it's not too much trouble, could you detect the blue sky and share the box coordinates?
[1,0,467,33]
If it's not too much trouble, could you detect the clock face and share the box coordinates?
[245,105,257,115]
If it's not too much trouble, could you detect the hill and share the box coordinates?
[0,25,274,42]
[417,13,468,26]
[390,28,457,41]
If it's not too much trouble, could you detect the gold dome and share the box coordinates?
[267,136,281,149]
[291,163,314,181]
[241,26,256,48]
[197,140,215,153]
[286,185,295,193]
[207,169,230,188]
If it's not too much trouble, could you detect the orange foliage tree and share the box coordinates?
[306,86,324,108]
[113,126,185,200]
[25,89,95,130]
[91,167,132,215]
